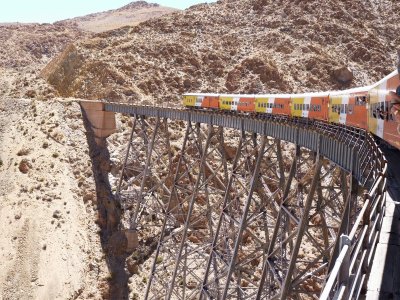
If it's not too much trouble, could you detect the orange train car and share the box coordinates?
[329,86,370,129]
[219,94,255,112]
[255,94,291,116]
[368,70,400,148]
[291,92,329,121]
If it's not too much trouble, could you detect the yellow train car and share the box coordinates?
[183,93,197,107]
[182,93,220,109]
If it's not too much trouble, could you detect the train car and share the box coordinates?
[255,94,291,116]
[368,70,400,148]
[291,92,329,120]
[219,94,255,112]
[182,93,219,109]
[182,68,400,150]
[329,86,371,129]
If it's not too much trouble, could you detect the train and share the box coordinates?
[183,69,400,149]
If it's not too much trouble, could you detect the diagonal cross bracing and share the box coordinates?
[109,109,383,300]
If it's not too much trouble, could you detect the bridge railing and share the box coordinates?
[320,133,387,300]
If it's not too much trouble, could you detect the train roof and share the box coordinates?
[370,69,399,88]
[328,85,373,96]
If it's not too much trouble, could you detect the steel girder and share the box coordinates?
[115,115,365,300]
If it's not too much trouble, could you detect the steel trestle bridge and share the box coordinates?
[82,102,387,299]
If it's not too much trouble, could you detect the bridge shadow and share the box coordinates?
[81,108,129,300]
[366,145,400,299]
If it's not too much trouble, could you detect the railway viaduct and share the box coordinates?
[80,100,394,299]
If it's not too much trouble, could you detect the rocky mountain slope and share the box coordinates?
[43,0,400,104]
[0,1,178,100]
[55,1,178,33]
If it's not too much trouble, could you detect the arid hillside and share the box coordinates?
[0,23,86,99]
[0,1,182,299]
[0,1,178,100]
[0,23,85,70]
[55,1,178,33]
[43,0,400,104]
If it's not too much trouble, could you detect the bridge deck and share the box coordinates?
[366,147,400,299]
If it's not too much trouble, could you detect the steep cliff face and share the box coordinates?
[43,0,400,103]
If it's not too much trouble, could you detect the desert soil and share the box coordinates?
[0,96,110,300]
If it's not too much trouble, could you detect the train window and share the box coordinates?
[355,96,367,106]
[370,102,388,120]
[348,105,353,115]
[306,104,309,111]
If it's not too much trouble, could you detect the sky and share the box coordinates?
[0,0,216,23]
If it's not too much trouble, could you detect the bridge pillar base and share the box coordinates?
[80,101,116,144]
